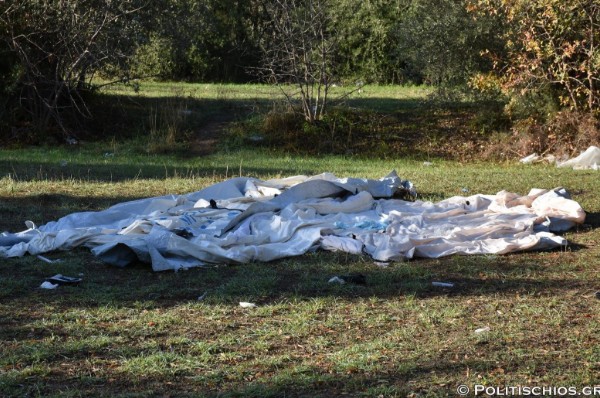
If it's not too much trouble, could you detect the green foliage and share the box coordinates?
[468,100,511,136]
[0,42,21,138]
[471,0,600,114]
[5,0,598,145]
[331,0,406,84]
[256,0,338,123]
[392,0,506,87]
[504,86,561,122]
[117,0,507,87]
[127,34,175,79]
[125,0,263,82]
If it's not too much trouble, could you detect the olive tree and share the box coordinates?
[392,0,505,88]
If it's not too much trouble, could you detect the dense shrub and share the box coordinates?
[511,110,600,157]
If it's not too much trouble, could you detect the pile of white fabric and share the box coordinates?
[520,145,600,170]
[0,172,586,271]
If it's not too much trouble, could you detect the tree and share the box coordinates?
[392,0,506,88]
[330,0,409,84]
[0,0,143,138]
[256,0,337,123]
[125,0,266,82]
[470,0,600,114]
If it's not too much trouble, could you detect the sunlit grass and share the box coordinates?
[99,81,431,102]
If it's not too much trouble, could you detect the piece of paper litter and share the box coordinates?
[40,281,59,289]
[432,281,454,288]
[37,255,62,264]
[328,276,346,284]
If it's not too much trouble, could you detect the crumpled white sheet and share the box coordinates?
[520,145,600,170]
[557,146,600,170]
[0,172,586,271]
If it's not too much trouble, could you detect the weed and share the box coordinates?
[145,89,193,154]
[498,110,600,159]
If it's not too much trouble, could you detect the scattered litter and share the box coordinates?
[239,302,257,308]
[474,326,491,334]
[37,255,62,264]
[328,276,346,284]
[40,281,59,289]
[521,146,600,170]
[197,292,207,301]
[60,160,68,167]
[374,261,389,268]
[519,153,540,164]
[520,153,559,164]
[66,137,78,145]
[46,274,82,285]
[328,274,367,285]
[432,281,454,288]
[103,152,114,158]
[461,187,470,193]
[423,161,433,166]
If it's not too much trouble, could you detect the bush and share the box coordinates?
[224,104,404,157]
[0,44,21,143]
[128,34,175,80]
[511,110,600,157]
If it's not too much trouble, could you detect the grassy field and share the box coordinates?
[85,82,446,157]
[0,84,599,397]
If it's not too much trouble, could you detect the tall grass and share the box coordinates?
[146,89,193,153]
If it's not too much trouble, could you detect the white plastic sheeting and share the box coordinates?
[557,146,600,170]
[520,145,600,170]
[0,172,586,271]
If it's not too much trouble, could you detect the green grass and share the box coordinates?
[1,83,599,397]
[101,81,431,104]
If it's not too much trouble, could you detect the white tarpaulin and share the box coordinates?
[520,145,600,170]
[557,146,600,170]
[0,172,586,271]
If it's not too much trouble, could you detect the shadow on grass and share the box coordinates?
[200,357,491,397]
[581,211,600,229]
[0,158,322,183]
[1,246,594,396]
[85,93,271,139]
[0,248,591,311]
[85,93,430,141]
[1,92,472,181]
[8,357,491,397]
